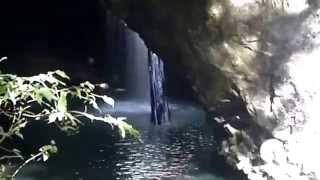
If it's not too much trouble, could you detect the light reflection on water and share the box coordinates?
[17,102,247,180]
[92,126,216,180]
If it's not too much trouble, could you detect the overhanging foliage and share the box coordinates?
[0,58,138,178]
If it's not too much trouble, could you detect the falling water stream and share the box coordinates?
[104,16,169,125]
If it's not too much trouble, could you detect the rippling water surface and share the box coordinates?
[101,127,216,179]
[17,102,247,180]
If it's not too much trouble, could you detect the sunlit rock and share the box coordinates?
[260,139,286,164]
[109,0,320,179]
[208,3,224,20]
[229,0,256,8]
[286,0,309,14]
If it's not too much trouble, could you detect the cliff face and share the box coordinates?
[107,0,320,179]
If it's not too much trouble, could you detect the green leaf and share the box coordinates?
[8,91,17,105]
[118,119,140,139]
[42,153,49,162]
[12,148,21,154]
[37,88,54,102]
[76,89,82,97]
[80,81,95,91]
[57,91,68,113]
[118,124,126,138]
[17,121,27,129]
[15,132,24,139]
[39,144,58,162]
[33,91,43,104]
[48,113,58,123]
[101,95,115,107]
[0,84,7,95]
[55,70,70,80]
[91,101,101,111]
[0,57,7,62]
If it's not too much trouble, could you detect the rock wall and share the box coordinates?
[107,0,320,179]
[108,0,233,105]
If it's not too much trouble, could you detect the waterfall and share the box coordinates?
[149,52,170,125]
[103,16,169,125]
[124,28,151,103]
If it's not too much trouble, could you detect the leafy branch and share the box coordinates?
[0,59,139,178]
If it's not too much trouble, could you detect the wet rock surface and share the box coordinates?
[107,0,320,179]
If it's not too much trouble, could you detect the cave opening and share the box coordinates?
[0,1,250,179]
